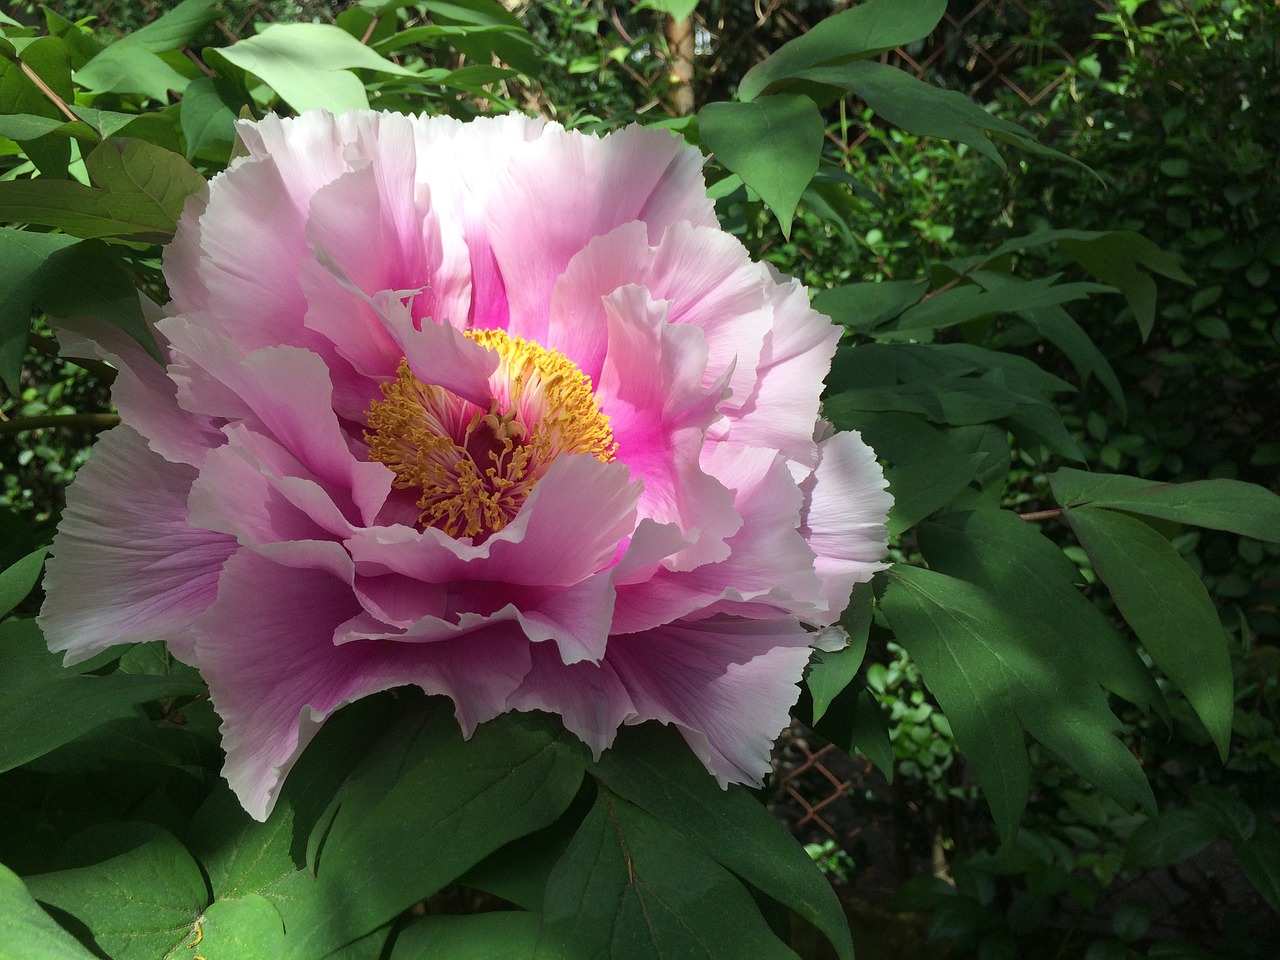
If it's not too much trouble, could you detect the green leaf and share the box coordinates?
[811,279,926,333]
[1060,233,1190,339]
[810,686,894,781]
[1123,808,1220,869]
[179,75,240,159]
[0,226,78,393]
[1018,304,1126,415]
[0,547,46,620]
[0,36,74,178]
[886,276,1112,338]
[593,724,853,960]
[638,0,699,22]
[194,894,286,960]
[884,452,986,533]
[392,913,546,960]
[421,0,543,77]
[75,0,221,99]
[0,619,205,774]
[0,861,99,960]
[23,823,208,960]
[793,61,1082,172]
[1188,785,1256,842]
[1051,468,1280,543]
[698,94,822,238]
[1234,819,1280,912]
[1064,505,1233,759]
[918,510,1164,718]
[213,22,418,113]
[538,790,800,960]
[279,702,584,959]
[36,240,158,361]
[882,565,1153,841]
[807,581,872,723]
[0,139,204,243]
[739,0,947,101]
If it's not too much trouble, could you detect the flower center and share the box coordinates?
[364,328,616,540]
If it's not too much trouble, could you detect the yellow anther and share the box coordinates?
[365,329,615,540]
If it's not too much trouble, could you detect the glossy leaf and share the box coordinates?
[886,276,1111,338]
[807,581,872,723]
[213,23,418,113]
[194,894,286,960]
[1051,468,1280,543]
[22,823,208,960]
[739,0,946,101]
[1064,505,1234,758]
[1018,304,1126,414]
[75,0,220,98]
[811,279,926,333]
[883,565,1154,840]
[392,913,548,960]
[0,619,205,774]
[918,509,1164,716]
[0,228,79,393]
[0,862,98,960]
[794,62,1081,171]
[0,36,74,177]
[538,790,800,960]
[699,94,823,237]
[0,547,46,619]
[592,724,853,960]
[179,75,239,159]
[280,703,585,959]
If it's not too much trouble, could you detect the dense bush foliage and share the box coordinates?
[1,1,1277,958]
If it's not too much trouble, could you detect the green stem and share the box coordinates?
[0,413,119,434]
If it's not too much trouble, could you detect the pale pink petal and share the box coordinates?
[799,430,894,613]
[52,311,222,466]
[38,426,236,665]
[711,273,840,467]
[198,550,531,820]
[548,221,771,405]
[605,617,815,786]
[486,124,716,344]
[507,643,638,758]
[596,285,739,569]
[611,444,824,633]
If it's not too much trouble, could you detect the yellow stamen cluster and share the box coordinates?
[365,328,616,540]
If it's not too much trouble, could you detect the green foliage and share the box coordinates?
[1,1,1277,958]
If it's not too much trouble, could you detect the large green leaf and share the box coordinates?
[885,275,1112,339]
[0,228,78,393]
[1235,820,1280,913]
[193,894,286,960]
[392,913,549,960]
[213,22,418,113]
[918,509,1164,716]
[0,862,99,960]
[793,61,1081,171]
[0,619,206,774]
[811,279,926,334]
[1051,468,1280,543]
[0,547,46,620]
[0,36,74,178]
[422,0,544,77]
[882,565,1154,841]
[738,0,946,101]
[1064,505,1234,759]
[537,790,800,960]
[1018,304,1126,414]
[1123,808,1220,869]
[23,823,208,960]
[0,139,204,242]
[593,725,853,960]
[279,702,584,959]
[698,94,823,237]
[75,0,220,99]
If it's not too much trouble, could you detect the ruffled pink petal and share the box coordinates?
[52,311,222,467]
[548,221,771,405]
[506,642,638,758]
[198,549,531,820]
[604,617,815,786]
[799,430,894,614]
[486,124,716,345]
[596,285,739,569]
[611,444,825,633]
[711,272,840,468]
[38,426,236,665]
[155,326,392,526]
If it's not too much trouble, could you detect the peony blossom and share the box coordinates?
[39,111,892,820]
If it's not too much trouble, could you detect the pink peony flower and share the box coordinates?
[39,111,892,820]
